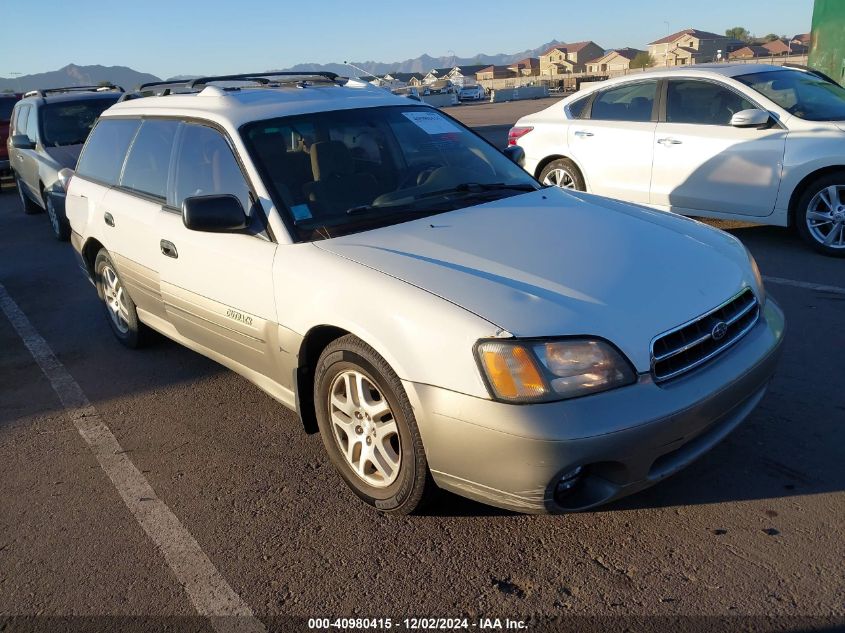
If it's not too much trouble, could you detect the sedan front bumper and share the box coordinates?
[404,299,785,513]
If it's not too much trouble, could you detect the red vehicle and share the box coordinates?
[1,93,22,180]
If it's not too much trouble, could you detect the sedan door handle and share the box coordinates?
[104,212,115,227]
[657,138,682,146]
[160,239,178,259]
[574,130,594,138]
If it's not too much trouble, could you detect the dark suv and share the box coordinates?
[8,85,122,239]
[0,93,22,181]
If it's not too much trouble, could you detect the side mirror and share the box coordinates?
[730,109,771,128]
[11,134,35,150]
[503,145,526,167]
[182,195,248,232]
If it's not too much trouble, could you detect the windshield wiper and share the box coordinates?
[416,182,537,200]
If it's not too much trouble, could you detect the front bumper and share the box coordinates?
[405,299,785,513]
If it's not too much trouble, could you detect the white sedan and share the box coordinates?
[510,64,845,256]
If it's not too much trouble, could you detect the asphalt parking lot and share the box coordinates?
[0,101,844,632]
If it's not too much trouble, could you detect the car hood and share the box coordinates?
[314,189,754,371]
[44,144,82,169]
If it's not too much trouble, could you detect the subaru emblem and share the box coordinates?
[712,321,728,341]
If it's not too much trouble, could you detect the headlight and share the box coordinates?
[747,251,766,305]
[476,338,636,403]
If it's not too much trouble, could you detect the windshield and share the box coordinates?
[41,97,119,146]
[243,105,538,240]
[735,69,845,121]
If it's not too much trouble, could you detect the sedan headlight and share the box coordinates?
[476,338,636,403]
[747,251,766,306]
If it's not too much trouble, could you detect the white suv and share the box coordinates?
[65,72,784,515]
[511,64,845,256]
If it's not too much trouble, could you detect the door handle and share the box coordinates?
[574,130,594,138]
[657,138,682,146]
[160,240,178,259]
[104,212,115,227]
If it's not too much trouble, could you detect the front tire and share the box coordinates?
[46,193,70,241]
[94,249,148,348]
[539,158,586,191]
[314,335,435,514]
[14,173,41,214]
[794,172,845,257]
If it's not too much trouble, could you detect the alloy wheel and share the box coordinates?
[101,264,130,334]
[806,184,845,250]
[328,369,401,488]
[543,168,577,189]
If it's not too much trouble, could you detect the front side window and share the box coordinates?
[666,80,755,125]
[590,81,657,122]
[735,69,845,121]
[25,106,39,141]
[76,118,141,185]
[120,119,179,199]
[171,123,251,213]
[40,97,118,147]
[13,105,30,136]
[244,106,538,241]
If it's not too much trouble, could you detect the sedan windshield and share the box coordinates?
[735,69,845,121]
[242,105,538,240]
[41,97,119,147]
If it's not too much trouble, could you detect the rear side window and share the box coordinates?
[171,124,251,212]
[567,95,591,119]
[120,119,179,199]
[77,119,141,185]
[591,81,657,122]
[666,80,755,125]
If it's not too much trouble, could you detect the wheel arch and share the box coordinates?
[788,165,845,227]
[295,324,352,434]
[81,238,106,296]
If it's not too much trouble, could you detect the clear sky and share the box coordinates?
[4,0,814,79]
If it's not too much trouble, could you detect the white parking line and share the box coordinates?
[0,283,265,633]
[763,276,845,296]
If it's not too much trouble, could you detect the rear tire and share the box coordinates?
[539,158,586,191]
[314,334,435,515]
[94,249,149,348]
[14,173,41,214]
[794,171,845,257]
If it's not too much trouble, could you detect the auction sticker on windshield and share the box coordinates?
[402,111,460,135]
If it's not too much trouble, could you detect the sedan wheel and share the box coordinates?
[539,158,585,192]
[806,185,845,251]
[542,168,577,189]
[796,173,845,257]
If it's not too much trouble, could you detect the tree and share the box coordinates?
[725,27,753,43]
[630,52,655,70]
[762,33,781,42]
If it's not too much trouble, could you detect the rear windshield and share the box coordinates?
[0,97,17,121]
[41,97,119,146]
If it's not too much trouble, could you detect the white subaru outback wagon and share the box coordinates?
[65,72,785,514]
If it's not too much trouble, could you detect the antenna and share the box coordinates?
[343,61,375,80]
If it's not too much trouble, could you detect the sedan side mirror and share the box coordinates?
[182,195,248,232]
[730,109,771,128]
[503,145,526,167]
[11,134,35,150]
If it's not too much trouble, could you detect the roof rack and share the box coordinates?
[23,84,124,98]
[187,71,340,88]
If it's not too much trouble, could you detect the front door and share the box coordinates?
[566,79,659,204]
[649,78,787,217]
[156,122,279,378]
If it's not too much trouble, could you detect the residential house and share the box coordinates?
[791,33,811,47]
[648,28,741,66]
[423,68,454,85]
[447,64,489,87]
[762,39,807,56]
[539,41,605,75]
[507,57,540,76]
[729,45,771,60]
[475,65,513,82]
[380,72,424,88]
[585,48,643,74]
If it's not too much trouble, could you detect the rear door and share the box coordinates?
[13,105,40,198]
[99,118,179,321]
[649,78,787,217]
[157,121,279,377]
[566,79,659,204]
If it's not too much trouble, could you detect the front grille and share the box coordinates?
[651,288,759,383]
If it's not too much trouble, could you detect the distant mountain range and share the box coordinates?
[0,42,566,91]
